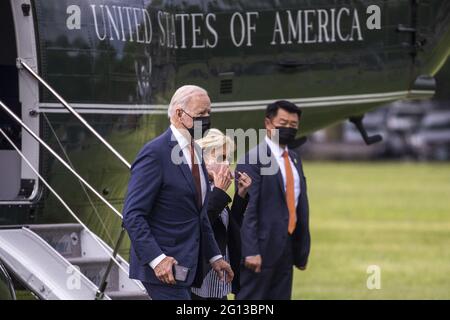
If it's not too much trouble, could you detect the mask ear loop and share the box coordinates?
[267,119,278,140]
[181,109,194,119]
[179,109,195,133]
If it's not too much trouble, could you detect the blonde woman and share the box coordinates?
[191,129,252,300]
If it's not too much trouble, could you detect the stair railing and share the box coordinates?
[0,125,131,299]
[9,58,133,299]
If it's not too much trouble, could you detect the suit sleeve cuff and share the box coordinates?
[209,255,223,264]
[149,253,167,269]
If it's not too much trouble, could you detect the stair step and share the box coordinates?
[67,257,119,292]
[19,224,146,300]
[27,224,84,233]
[27,224,83,258]
[0,228,102,300]
[106,290,150,300]
[67,257,111,265]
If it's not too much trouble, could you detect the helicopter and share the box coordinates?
[0,0,449,299]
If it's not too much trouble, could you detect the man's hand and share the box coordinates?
[297,265,307,271]
[245,255,262,273]
[211,258,234,283]
[154,256,178,284]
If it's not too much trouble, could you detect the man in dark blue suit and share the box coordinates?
[122,85,234,300]
[236,101,310,300]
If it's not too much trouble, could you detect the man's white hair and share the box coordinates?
[168,85,208,118]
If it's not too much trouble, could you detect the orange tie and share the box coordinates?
[282,151,297,234]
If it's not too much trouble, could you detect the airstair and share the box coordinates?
[0,225,148,300]
[0,59,150,300]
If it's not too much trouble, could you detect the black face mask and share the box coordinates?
[181,110,211,138]
[275,126,298,145]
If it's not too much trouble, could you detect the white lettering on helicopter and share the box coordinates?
[270,8,364,45]
[66,4,382,48]
[88,5,153,43]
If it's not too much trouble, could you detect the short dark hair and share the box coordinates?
[265,100,302,120]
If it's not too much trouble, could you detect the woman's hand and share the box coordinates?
[211,165,232,192]
[236,171,252,198]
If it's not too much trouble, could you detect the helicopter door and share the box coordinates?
[0,0,21,200]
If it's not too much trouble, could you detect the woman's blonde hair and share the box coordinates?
[196,129,235,161]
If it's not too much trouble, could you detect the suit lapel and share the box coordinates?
[263,141,286,199]
[288,149,303,177]
[200,159,210,211]
[276,165,285,199]
[288,149,304,205]
[168,129,210,213]
[197,143,211,211]
[167,128,197,195]
[267,144,302,204]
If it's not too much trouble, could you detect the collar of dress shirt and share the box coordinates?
[170,124,191,150]
[265,134,287,159]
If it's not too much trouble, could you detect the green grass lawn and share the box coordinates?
[290,161,450,300]
[14,161,450,300]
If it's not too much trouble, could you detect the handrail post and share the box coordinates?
[0,98,129,298]
[16,57,131,169]
[95,227,126,300]
[15,59,132,295]
[0,126,129,300]
[0,100,122,218]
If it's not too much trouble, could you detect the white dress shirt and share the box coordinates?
[149,125,221,269]
[265,135,301,208]
[170,124,207,204]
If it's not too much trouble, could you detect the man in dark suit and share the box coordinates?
[122,85,233,300]
[236,100,310,300]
